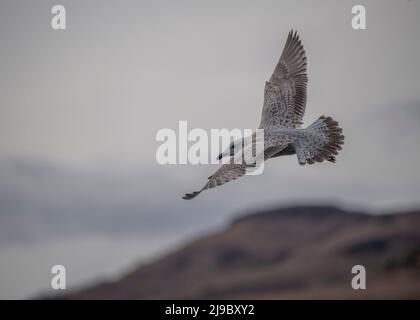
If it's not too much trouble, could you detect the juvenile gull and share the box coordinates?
[183,30,344,200]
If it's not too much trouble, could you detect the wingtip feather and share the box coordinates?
[182,191,201,200]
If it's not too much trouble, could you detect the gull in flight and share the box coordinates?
[183,30,344,200]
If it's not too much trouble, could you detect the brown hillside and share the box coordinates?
[64,206,420,299]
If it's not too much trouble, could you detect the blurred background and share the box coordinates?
[0,0,420,299]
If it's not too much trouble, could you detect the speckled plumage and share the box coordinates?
[183,30,344,200]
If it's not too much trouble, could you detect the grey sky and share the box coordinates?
[0,0,420,299]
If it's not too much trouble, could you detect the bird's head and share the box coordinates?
[217,140,241,160]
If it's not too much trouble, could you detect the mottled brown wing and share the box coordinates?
[183,164,247,200]
[182,145,287,200]
[259,30,308,129]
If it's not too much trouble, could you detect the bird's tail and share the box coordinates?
[294,116,344,165]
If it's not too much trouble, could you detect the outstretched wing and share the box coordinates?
[259,30,307,129]
[183,164,247,200]
[182,145,285,200]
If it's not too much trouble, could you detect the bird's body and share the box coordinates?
[183,30,344,200]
